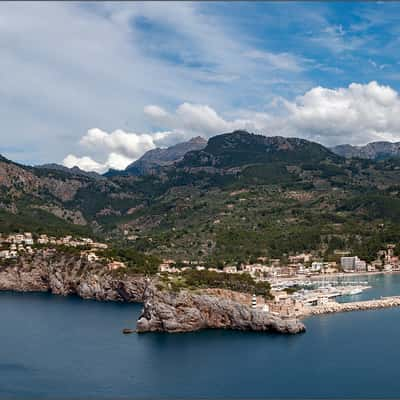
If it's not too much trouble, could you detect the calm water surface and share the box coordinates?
[2,274,400,398]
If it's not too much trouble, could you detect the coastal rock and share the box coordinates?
[0,251,148,302]
[136,285,306,334]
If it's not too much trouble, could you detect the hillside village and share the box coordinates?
[1,231,399,277]
[159,243,400,279]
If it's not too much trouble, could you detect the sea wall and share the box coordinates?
[306,296,400,316]
[136,284,306,334]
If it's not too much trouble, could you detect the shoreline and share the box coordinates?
[272,270,397,284]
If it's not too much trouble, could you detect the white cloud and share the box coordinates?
[63,151,136,174]
[0,2,311,166]
[63,81,400,173]
[145,102,258,138]
[80,128,158,159]
[244,50,307,72]
[63,154,106,174]
[63,127,173,173]
[144,105,168,119]
[282,81,400,145]
[146,81,400,147]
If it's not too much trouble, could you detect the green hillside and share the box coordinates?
[3,131,400,262]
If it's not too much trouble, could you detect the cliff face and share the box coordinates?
[136,285,306,334]
[0,253,305,334]
[0,252,148,302]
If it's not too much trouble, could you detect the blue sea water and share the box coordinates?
[1,274,400,398]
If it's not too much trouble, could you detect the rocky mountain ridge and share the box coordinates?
[4,131,400,261]
[331,141,400,160]
[116,136,207,176]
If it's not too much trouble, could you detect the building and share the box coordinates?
[354,259,367,272]
[223,266,237,274]
[341,256,367,272]
[311,262,323,272]
[0,250,10,259]
[86,252,99,262]
[267,297,305,318]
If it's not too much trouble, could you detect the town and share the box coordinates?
[159,244,399,277]
[1,231,400,318]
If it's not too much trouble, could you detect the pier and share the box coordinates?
[305,296,400,316]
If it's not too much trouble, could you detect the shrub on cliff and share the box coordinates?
[99,247,161,275]
[181,269,271,297]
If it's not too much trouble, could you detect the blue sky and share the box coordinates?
[2,2,400,172]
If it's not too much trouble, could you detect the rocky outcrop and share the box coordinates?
[0,251,147,302]
[136,285,305,334]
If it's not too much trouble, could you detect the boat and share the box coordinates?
[349,288,363,295]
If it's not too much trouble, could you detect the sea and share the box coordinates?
[2,273,400,398]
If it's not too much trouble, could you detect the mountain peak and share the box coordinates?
[181,131,338,169]
[188,136,207,144]
[123,136,208,176]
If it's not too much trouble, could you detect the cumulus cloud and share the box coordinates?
[63,81,400,172]
[63,152,136,174]
[80,128,160,159]
[63,154,106,174]
[145,102,258,137]
[282,81,400,145]
[63,128,171,173]
[144,105,168,119]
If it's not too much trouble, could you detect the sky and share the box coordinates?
[3,2,400,172]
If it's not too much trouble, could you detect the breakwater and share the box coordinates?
[306,296,400,316]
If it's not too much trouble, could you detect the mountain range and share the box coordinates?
[331,141,400,160]
[3,130,400,263]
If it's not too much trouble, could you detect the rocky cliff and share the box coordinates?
[0,252,305,334]
[136,285,306,334]
[0,251,148,302]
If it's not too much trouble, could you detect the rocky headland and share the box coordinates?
[136,284,306,334]
[0,251,305,335]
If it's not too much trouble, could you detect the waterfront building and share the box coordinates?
[341,256,367,272]
[355,259,367,271]
[267,297,305,318]
[311,262,323,272]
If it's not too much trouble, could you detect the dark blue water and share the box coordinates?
[2,275,400,399]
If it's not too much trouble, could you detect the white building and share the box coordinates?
[311,262,323,272]
[341,256,366,272]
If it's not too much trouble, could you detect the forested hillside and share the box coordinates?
[3,131,400,263]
